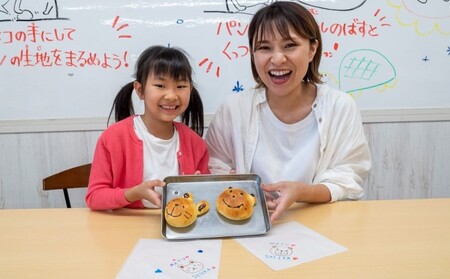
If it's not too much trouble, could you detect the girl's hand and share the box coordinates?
[125,180,166,207]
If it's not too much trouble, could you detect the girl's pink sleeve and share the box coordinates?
[85,137,131,210]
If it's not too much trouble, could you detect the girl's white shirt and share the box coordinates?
[251,101,320,184]
[134,116,179,208]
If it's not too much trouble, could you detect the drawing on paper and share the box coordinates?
[265,242,299,261]
[168,253,217,278]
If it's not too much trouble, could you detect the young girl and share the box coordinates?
[86,45,210,210]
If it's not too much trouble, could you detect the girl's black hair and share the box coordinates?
[107,45,204,136]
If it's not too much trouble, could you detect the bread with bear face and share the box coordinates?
[216,187,256,221]
[164,192,210,228]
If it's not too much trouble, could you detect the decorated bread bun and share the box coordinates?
[216,187,256,221]
[164,193,210,228]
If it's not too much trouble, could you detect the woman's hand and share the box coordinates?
[262,181,300,223]
[125,179,166,207]
[262,181,331,223]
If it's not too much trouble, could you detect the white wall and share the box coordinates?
[363,121,450,200]
[1,119,449,209]
[0,130,101,208]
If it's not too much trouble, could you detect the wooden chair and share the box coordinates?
[43,163,92,208]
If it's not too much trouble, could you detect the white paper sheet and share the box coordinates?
[116,239,222,279]
[235,221,348,271]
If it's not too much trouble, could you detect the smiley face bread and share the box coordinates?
[216,187,256,221]
[164,192,210,228]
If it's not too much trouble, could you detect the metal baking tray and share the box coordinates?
[161,174,271,239]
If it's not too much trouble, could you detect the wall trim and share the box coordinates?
[360,108,450,123]
[1,108,450,134]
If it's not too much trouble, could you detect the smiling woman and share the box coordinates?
[205,1,372,223]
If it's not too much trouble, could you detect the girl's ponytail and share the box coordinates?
[107,82,135,126]
[182,86,204,137]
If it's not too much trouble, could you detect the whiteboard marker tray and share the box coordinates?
[161,174,271,240]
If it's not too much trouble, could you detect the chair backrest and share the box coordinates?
[43,163,92,208]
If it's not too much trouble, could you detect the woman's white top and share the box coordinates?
[251,102,320,184]
[205,83,372,202]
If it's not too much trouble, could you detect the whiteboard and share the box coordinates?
[0,0,449,121]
